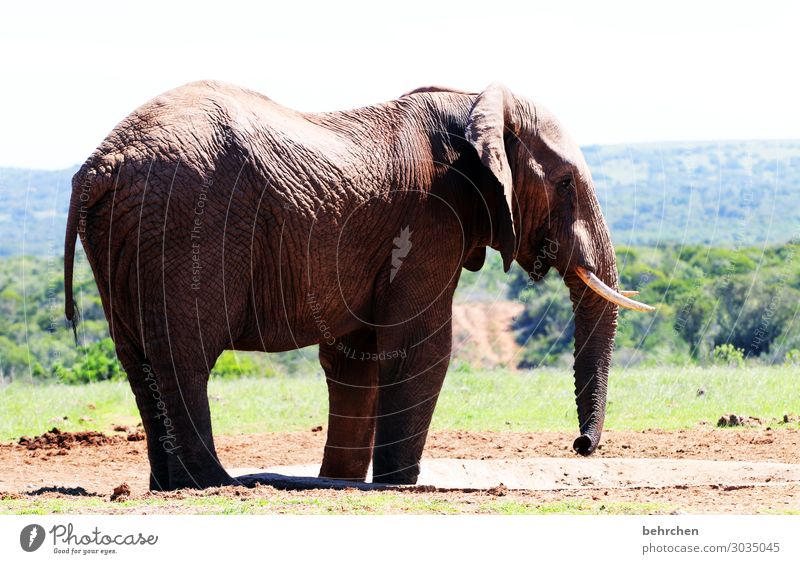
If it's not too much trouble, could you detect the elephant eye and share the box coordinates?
[555,177,573,191]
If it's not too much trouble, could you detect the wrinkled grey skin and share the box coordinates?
[65,81,618,490]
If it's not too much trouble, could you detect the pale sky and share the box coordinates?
[1,0,798,169]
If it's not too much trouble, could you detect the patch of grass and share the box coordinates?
[0,377,327,440]
[756,509,800,516]
[477,499,667,515]
[0,494,671,515]
[0,381,139,440]
[605,365,800,431]
[1,366,798,440]
[434,365,800,432]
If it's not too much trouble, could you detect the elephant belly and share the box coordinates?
[233,259,374,353]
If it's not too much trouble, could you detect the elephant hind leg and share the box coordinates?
[142,338,232,490]
[115,340,172,491]
[319,328,379,481]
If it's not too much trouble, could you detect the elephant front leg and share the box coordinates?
[372,316,452,485]
[319,328,379,481]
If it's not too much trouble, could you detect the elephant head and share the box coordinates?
[462,83,654,455]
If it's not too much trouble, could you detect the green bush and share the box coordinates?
[52,338,125,384]
[210,351,260,379]
[512,274,575,368]
[711,344,745,368]
[785,349,800,366]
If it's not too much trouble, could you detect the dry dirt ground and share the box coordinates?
[1,427,799,514]
[451,301,523,367]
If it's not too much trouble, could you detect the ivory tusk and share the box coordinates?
[574,266,655,312]
[620,290,639,297]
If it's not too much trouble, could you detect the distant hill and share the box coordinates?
[0,166,77,256]
[2,139,799,256]
[584,140,800,246]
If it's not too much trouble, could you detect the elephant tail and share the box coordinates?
[64,170,83,344]
[64,153,121,344]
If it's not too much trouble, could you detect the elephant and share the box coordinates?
[64,80,653,490]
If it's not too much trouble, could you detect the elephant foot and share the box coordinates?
[159,460,233,491]
[371,457,420,485]
[148,473,171,492]
[145,463,232,491]
[166,475,234,491]
[319,454,370,482]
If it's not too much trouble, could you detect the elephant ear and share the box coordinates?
[465,83,518,272]
[463,246,487,271]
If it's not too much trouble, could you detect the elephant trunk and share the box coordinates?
[557,215,620,456]
[567,269,617,455]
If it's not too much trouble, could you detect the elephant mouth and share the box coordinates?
[574,266,655,312]
[526,266,550,283]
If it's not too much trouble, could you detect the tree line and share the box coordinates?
[507,242,800,368]
[1,240,798,383]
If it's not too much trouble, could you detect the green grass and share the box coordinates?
[0,376,327,440]
[1,366,798,440]
[0,494,669,515]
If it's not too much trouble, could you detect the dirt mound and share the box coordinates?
[17,427,120,450]
[110,483,131,501]
[717,414,763,427]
